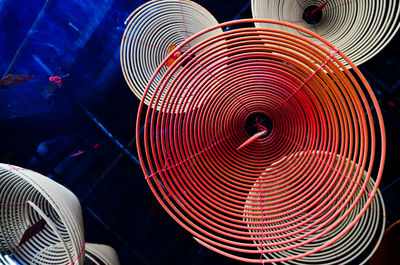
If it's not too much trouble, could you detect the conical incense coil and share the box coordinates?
[121,0,222,111]
[251,0,400,68]
[245,152,386,265]
[136,19,385,263]
[0,164,85,265]
[84,243,120,265]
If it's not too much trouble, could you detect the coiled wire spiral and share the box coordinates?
[245,152,385,264]
[121,0,222,110]
[135,19,385,263]
[0,164,85,265]
[251,0,400,67]
[84,243,120,265]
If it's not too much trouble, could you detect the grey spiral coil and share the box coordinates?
[0,164,85,265]
[120,0,222,111]
[251,0,400,68]
[244,152,385,264]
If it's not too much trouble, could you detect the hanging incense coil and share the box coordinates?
[84,243,120,265]
[120,0,222,110]
[245,152,386,265]
[136,19,385,263]
[251,0,400,67]
[0,164,85,265]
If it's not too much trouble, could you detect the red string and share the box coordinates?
[179,0,190,41]
[276,130,373,198]
[7,164,33,173]
[325,0,357,12]
[354,197,389,226]
[295,0,306,10]
[123,34,168,52]
[145,158,170,180]
[145,129,242,180]
[269,49,340,115]
[257,121,265,264]
[70,243,86,265]
[173,47,252,115]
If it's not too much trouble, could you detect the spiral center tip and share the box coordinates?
[303,5,324,25]
[245,112,272,138]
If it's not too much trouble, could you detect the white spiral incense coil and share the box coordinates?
[0,164,85,265]
[245,152,386,265]
[251,0,400,67]
[84,243,120,265]
[121,0,222,111]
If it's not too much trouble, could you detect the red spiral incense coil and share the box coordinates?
[135,19,386,263]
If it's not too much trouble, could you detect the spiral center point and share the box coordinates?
[303,5,324,24]
[245,113,272,138]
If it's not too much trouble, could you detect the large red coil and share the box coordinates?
[135,19,386,263]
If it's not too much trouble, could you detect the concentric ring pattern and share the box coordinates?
[245,152,385,264]
[0,164,85,265]
[84,243,120,265]
[251,0,400,67]
[135,19,386,263]
[121,0,222,109]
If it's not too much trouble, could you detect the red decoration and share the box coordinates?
[165,44,182,67]
[49,76,63,88]
[0,74,34,87]
[19,219,46,246]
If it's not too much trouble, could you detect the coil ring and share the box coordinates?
[84,243,120,265]
[245,152,386,264]
[0,164,85,265]
[251,0,400,67]
[135,19,385,263]
[121,0,222,110]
